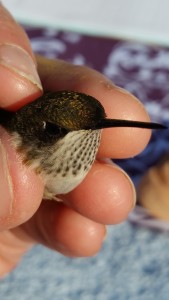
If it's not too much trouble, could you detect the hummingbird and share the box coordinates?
[0,91,166,199]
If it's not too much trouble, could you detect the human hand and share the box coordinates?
[0,3,151,277]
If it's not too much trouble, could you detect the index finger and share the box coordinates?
[98,86,151,158]
[37,56,151,159]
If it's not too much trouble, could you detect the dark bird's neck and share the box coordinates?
[0,109,14,128]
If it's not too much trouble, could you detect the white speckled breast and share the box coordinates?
[42,129,101,198]
[12,129,101,199]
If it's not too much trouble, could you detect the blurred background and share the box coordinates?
[5,0,169,45]
[1,1,169,300]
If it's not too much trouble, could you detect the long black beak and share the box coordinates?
[93,119,167,130]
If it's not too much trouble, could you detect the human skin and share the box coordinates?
[0,3,151,277]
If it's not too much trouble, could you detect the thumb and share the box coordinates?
[0,4,44,230]
[0,3,42,110]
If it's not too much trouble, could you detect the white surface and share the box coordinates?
[4,0,169,45]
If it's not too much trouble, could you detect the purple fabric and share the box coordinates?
[24,26,169,115]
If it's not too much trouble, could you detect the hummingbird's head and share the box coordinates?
[7,91,107,148]
[37,91,107,131]
[7,90,165,149]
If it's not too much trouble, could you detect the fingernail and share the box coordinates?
[108,162,137,209]
[0,140,13,217]
[113,85,144,105]
[0,43,42,90]
[113,85,133,95]
[120,168,137,209]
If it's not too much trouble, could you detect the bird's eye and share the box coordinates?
[42,121,68,136]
